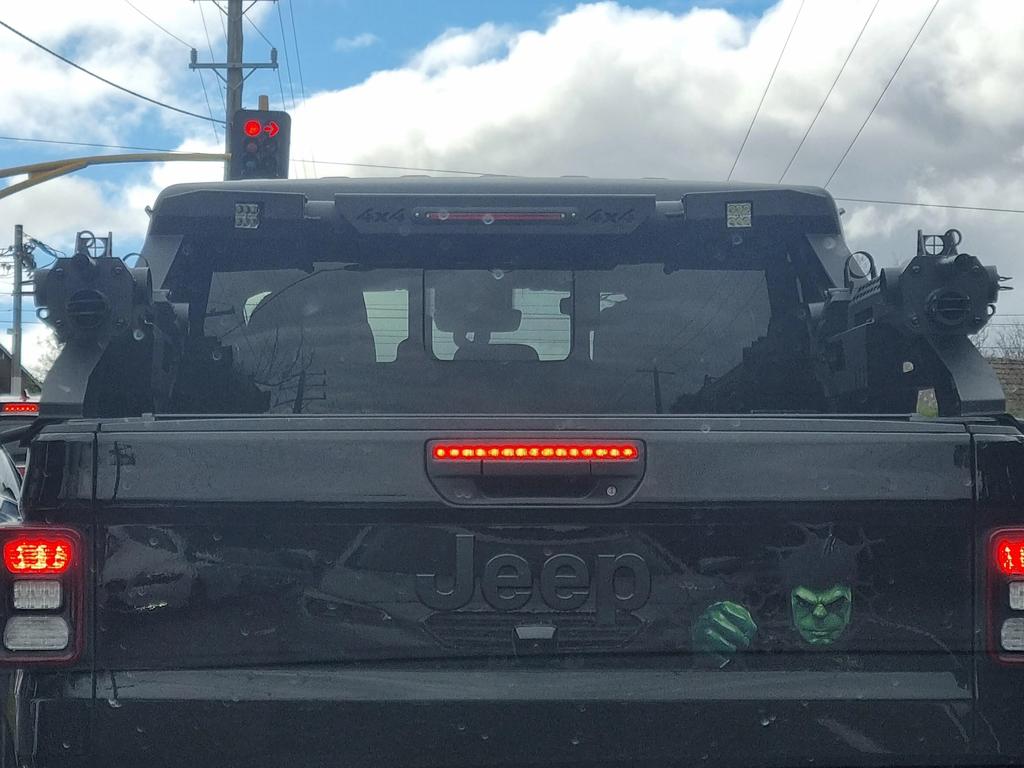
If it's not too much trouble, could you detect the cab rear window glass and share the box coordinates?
[201,262,770,414]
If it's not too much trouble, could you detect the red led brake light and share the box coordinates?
[3,538,74,574]
[421,211,570,224]
[433,444,639,461]
[995,536,1024,576]
[2,402,38,414]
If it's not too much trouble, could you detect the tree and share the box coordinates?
[28,331,62,382]
[973,322,1024,360]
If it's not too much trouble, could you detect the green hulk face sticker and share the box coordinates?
[790,584,852,645]
[692,532,861,658]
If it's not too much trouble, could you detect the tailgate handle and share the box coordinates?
[425,441,646,506]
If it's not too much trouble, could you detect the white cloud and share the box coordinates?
[21,324,58,381]
[410,23,516,73]
[6,0,1024,348]
[283,0,1024,316]
[0,2,262,138]
[334,33,379,52]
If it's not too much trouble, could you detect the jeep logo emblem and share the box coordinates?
[416,534,651,624]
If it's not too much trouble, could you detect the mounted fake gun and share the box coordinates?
[809,228,1009,416]
[32,231,182,419]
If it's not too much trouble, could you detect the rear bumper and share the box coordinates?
[14,666,1022,768]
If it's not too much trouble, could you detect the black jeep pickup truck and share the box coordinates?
[3,177,1022,767]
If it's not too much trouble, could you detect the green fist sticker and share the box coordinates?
[789,584,852,645]
[691,533,859,658]
[691,601,758,655]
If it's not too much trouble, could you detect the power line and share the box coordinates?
[307,158,492,175]
[8,141,1021,209]
[833,196,1024,215]
[276,2,298,111]
[823,0,940,188]
[275,0,301,176]
[287,0,309,106]
[197,70,221,144]
[122,0,194,48]
[0,132,494,174]
[726,0,806,181]
[198,2,227,106]
[0,135,183,152]
[0,19,225,125]
[243,13,288,113]
[287,0,317,177]
[273,56,289,113]
[777,0,880,183]
[155,0,221,145]
[197,1,226,143]
[246,16,276,49]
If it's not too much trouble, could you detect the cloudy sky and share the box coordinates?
[1,0,1023,370]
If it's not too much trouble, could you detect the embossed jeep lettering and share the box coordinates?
[416,534,651,624]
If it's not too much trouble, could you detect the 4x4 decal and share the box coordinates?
[585,207,636,224]
[355,207,406,223]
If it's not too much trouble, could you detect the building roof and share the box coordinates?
[989,357,1024,414]
[0,341,42,392]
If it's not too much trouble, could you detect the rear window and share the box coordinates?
[200,258,772,414]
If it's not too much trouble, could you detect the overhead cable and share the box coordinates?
[275,2,298,110]
[823,0,941,188]
[0,19,225,124]
[122,0,194,48]
[833,196,1024,215]
[777,0,880,183]
[726,0,806,181]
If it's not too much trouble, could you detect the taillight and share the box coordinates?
[4,536,73,574]
[989,529,1024,660]
[2,402,37,414]
[0,527,83,665]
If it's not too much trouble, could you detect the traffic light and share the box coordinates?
[228,108,291,180]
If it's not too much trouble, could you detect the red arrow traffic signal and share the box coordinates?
[230,108,291,180]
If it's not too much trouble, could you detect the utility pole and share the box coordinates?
[636,364,676,414]
[225,0,243,178]
[190,1,278,180]
[11,225,22,397]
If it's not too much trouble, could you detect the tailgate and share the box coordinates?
[35,416,982,766]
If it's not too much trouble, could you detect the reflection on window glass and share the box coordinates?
[243,292,272,324]
[427,270,572,362]
[364,290,409,363]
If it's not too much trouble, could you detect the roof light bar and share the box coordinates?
[416,210,572,225]
[432,444,639,461]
